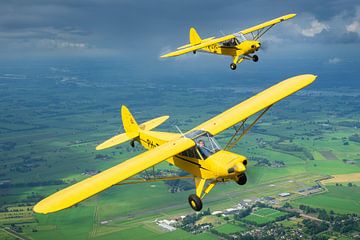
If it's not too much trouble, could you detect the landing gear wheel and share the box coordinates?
[188,194,203,211]
[230,63,237,70]
[130,140,135,148]
[252,55,259,62]
[193,50,196,54]
[236,173,247,185]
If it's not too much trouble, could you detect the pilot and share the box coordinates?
[197,140,212,159]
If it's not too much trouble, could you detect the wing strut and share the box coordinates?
[251,24,275,40]
[224,105,272,150]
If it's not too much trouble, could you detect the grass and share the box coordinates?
[242,208,287,225]
[0,62,359,239]
[215,223,247,234]
[292,185,360,214]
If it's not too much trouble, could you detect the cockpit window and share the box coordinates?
[221,33,246,47]
[234,33,247,42]
[222,38,239,47]
[183,130,222,159]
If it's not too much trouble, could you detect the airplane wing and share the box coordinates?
[239,13,296,39]
[190,74,316,136]
[160,34,235,58]
[33,137,195,214]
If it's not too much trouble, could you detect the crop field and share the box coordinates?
[0,61,359,239]
[215,223,247,234]
[242,208,287,225]
[292,185,360,214]
[321,173,360,184]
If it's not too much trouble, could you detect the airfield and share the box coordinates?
[0,61,359,239]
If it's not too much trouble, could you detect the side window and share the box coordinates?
[180,147,201,159]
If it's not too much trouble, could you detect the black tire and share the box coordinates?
[236,173,247,185]
[193,50,196,54]
[130,140,135,148]
[252,55,259,62]
[188,194,203,211]
[230,63,237,70]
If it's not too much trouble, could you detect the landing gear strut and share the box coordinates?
[230,63,237,70]
[188,194,203,211]
[236,173,247,185]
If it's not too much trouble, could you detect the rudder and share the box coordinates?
[189,27,202,45]
[121,105,140,133]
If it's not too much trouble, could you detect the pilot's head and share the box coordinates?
[198,140,205,147]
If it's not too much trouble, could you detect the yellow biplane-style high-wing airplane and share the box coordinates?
[161,14,296,70]
[33,74,316,214]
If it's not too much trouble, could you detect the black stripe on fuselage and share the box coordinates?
[175,155,210,171]
[138,138,210,171]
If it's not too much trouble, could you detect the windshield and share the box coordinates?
[184,130,221,159]
[234,33,247,42]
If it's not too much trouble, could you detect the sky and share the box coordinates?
[1,0,360,87]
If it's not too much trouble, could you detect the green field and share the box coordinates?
[0,62,359,239]
[215,223,247,234]
[242,208,287,225]
[292,185,360,214]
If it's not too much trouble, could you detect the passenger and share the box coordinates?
[197,140,212,159]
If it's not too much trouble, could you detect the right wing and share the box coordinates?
[34,137,195,214]
[240,13,296,38]
[160,34,235,58]
[190,74,317,136]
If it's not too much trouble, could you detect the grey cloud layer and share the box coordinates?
[0,0,359,58]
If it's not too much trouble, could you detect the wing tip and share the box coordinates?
[289,74,317,86]
[33,202,50,214]
[95,145,103,151]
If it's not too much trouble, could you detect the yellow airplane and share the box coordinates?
[33,74,316,214]
[161,14,296,70]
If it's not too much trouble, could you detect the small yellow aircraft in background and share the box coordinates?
[161,14,296,70]
[33,74,316,214]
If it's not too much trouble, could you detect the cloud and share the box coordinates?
[345,7,360,36]
[346,21,360,34]
[328,57,342,64]
[38,39,88,49]
[300,19,329,37]
[0,0,359,59]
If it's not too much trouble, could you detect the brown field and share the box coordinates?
[319,150,337,160]
[321,173,360,184]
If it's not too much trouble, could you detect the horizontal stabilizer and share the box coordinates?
[96,132,138,150]
[177,37,215,50]
[140,115,169,131]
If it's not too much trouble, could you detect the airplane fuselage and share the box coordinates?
[137,130,247,181]
[200,40,261,58]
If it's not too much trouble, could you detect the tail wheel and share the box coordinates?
[230,63,237,70]
[193,50,196,54]
[188,194,203,211]
[236,173,247,185]
[252,55,259,62]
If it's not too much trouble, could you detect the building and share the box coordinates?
[279,192,291,197]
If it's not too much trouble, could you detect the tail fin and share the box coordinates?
[96,105,169,150]
[189,27,202,45]
[121,105,140,133]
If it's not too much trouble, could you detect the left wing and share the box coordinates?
[190,74,316,136]
[33,137,195,214]
[160,34,235,58]
[240,13,296,39]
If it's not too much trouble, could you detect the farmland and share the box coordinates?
[0,60,359,239]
